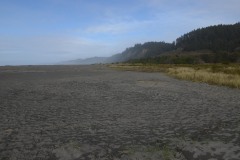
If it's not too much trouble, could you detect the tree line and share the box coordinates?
[109,22,240,63]
[176,23,240,52]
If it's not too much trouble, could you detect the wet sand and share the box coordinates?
[0,65,240,160]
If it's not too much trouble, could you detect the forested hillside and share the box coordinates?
[109,23,240,64]
[176,23,240,52]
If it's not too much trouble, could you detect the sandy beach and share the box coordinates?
[0,65,240,160]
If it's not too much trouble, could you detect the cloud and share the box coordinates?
[85,20,153,34]
[142,0,168,7]
[85,22,131,34]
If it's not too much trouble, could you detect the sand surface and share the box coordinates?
[0,65,240,160]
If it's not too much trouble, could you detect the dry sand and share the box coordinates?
[0,65,240,160]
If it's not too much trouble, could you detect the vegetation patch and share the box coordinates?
[109,63,240,88]
[119,144,180,160]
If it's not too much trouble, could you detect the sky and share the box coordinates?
[0,0,240,65]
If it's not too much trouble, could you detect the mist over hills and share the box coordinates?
[62,23,240,64]
[60,57,108,65]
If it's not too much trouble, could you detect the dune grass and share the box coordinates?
[108,63,240,88]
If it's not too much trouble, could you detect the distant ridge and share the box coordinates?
[60,22,240,64]
[60,57,108,65]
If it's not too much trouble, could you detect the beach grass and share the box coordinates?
[108,63,240,88]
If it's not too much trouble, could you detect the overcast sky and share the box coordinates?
[0,0,239,65]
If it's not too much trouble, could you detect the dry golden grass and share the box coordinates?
[167,67,240,88]
[108,63,240,88]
